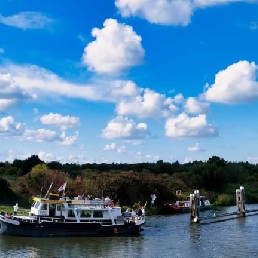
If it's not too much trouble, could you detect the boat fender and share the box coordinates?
[108,201,114,208]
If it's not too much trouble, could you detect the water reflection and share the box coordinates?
[0,235,146,258]
[189,224,201,243]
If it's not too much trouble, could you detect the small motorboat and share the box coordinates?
[163,196,211,214]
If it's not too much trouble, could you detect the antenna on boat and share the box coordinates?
[44,182,53,198]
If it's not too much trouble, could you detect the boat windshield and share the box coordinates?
[34,202,41,209]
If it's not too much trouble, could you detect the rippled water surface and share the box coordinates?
[1,204,258,258]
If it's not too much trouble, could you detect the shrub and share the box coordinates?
[214,194,234,206]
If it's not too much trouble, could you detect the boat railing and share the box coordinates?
[68,199,113,207]
[122,214,145,224]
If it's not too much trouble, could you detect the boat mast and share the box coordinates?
[44,182,53,198]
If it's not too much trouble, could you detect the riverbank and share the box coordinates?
[0,205,30,216]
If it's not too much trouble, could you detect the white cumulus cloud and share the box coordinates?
[104,142,117,151]
[115,0,255,26]
[116,88,178,118]
[110,80,142,98]
[165,113,218,137]
[59,131,79,145]
[184,97,210,114]
[82,18,145,74]
[187,143,205,152]
[23,129,78,145]
[0,116,78,145]
[202,60,258,104]
[0,73,32,112]
[40,113,80,130]
[115,0,193,26]
[38,151,55,162]
[104,142,126,153]
[0,11,54,30]
[102,116,150,140]
[0,116,25,136]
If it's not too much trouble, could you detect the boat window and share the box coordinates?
[40,203,47,210]
[68,210,75,217]
[81,210,91,218]
[34,202,40,209]
[41,204,48,210]
[49,204,56,209]
[93,211,103,218]
[56,204,62,211]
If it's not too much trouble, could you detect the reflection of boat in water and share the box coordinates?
[163,196,211,214]
[0,193,145,237]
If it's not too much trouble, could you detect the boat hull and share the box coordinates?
[0,218,142,237]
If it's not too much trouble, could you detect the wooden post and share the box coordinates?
[195,190,200,221]
[190,193,195,223]
[190,190,200,223]
[236,186,246,217]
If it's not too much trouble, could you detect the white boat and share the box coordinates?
[0,194,145,237]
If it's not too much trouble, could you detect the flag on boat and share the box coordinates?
[58,182,67,192]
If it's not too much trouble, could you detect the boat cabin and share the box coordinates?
[30,196,122,224]
[175,196,210,207]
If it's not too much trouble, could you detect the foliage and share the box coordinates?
[77,171,175,207]
[213,194,235,206]
[14,166,66,199]
[1,155,258,209]
[13,155,44,176]
[0,177,17,203]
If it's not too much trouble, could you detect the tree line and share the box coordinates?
[0,155,258,210]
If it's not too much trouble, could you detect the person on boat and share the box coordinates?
[124,209,129,217]
[6,212,12,218]
[105,196,111,201]
[137,208,143,216]
[13,203,19,216]
[151,193,157,208]
[131,209,136,216]
[0,210,5,216]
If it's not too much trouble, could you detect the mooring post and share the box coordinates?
[236,186,246,217]
[190,193,195,223]
[190,190,200,223]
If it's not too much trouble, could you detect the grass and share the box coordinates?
[0,205,30,215]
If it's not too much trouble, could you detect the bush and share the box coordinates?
[214,194,234,206]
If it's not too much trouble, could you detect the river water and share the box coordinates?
[1,204,258,258]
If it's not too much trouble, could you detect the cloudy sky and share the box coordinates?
[0,0,258,164]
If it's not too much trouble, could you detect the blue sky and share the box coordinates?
[0,0,258,164]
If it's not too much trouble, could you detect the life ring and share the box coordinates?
[108,201,114,208]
